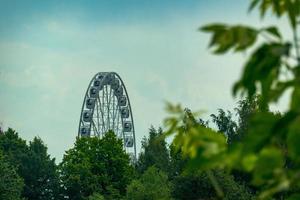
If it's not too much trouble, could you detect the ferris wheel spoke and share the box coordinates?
[96,97,101,134]
[112,102,119,130]
[91,121,99,136]
[101,88,106,133]
[112,95,115,130]
[105,85,110,130]
[96,92,105,134]
[108,86,113,130]
[109,86,114,130]
[78,72,136,160]
[115,108,121,136]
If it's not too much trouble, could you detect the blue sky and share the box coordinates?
[0,0,290,161]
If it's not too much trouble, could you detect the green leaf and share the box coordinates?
[287,194,300,200]
[269,81,294,103]
[241,153,257,172]
[243,112,280,153]
[263,26,282,39]
[183,126,227,170]
[233,42,290,103]
[248,0,300,29]
[287,116,300,162]
[287,0,297,29]
[290,86,300,111]
[200,24,226,32]
[201,24,258,54]
[248,0,260,12]
[252,147,284,186]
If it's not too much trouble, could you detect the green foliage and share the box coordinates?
[60,131,133,200]
[0,150,24,200]
[164,0,300,199]
[249,0,300,29]
[169,143,187,178]
[172,170,253,200]
[88,193,105,200]
[234,96,261,141]
[126,166,172,200]
[233,42,291,109]
[0,128,61,200]
[165,106,227,171]
[137,126,170,174]
[0,128,28,169]
[211,109,237,144]
[201,24,258,53]
[22,137,61,200]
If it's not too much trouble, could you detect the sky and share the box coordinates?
[0,0,291,162]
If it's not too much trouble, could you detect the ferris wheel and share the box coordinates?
[78,72,136,160]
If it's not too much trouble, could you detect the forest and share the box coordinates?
[1,0,300,199]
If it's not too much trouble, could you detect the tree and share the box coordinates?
[126,166,172,200]
[165,0,300,199]
[172,170,253,200]
[169,143,187,179]
[136,126,170,174]
[234,96,261,142]
[0,150,24,200]
[0,129,62,200]
[211,109,237,144]
[88,193,105,200]
[22,137,61,200]
[0,128,28,170]
[60,131,133,200]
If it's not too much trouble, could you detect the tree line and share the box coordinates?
[1,97,262,200]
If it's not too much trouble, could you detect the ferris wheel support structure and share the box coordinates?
[78,72,136,160]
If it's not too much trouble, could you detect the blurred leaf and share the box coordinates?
[287,116,300,162]
[290,86,300,111]
[248,0,300,29]
[173,124,227,170]
[201,24,258,53]
[263,26,282,39]
[272,111,297,138]
[252,147,284,186]
[233,42,291,107]
[241,153,258,172]
[249,0,260,12]
[287,194,300,200]
[269,80,294,103]
[242,112,280,153]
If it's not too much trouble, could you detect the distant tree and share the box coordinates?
[172,170,254,200]
[22,137,61,200]
[0,150,24,200]
[210,96,261,144]
[88,193,105,200]
[126,166,172,200]
[169,143,187,179]
[60,131,133,200]
[136,126,170,174]
[0,128,28,169]
[234,96,261,141]
[0,128,62,200]
[211,109,237,144]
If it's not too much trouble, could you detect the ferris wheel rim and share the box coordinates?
[77,72,136,159]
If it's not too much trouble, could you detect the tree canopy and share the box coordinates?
[59,131,134,200]
[0,150,24,200]
[126,166,172,200]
